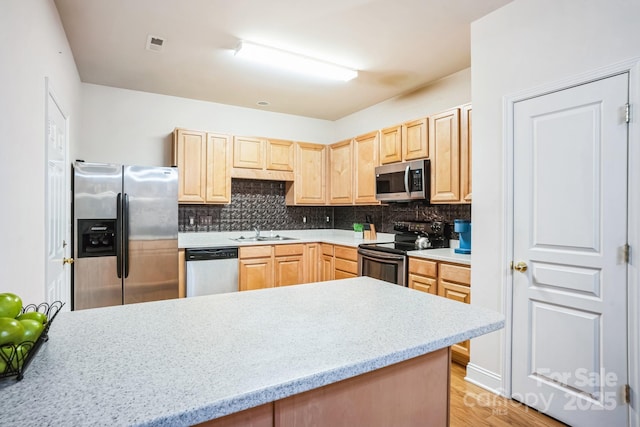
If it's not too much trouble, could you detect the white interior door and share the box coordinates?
[512,73,629,426]
[45,79,71,308]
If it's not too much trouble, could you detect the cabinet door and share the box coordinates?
[304,243,320,283]
[233,136,264,169]
[275,255,304,286]
[319,244,334,281]
[173,129,206,203]
[206,133,231,203]
[266,139,294,172]
[379,125,402,165]
[239,257,273,291]
[429,108,461,203]
[292,142,326,205]
[320,255,334,281]
[460,104,472,203]
[402,118,428,161]
[353,131,379,204]
[328,139,353,204]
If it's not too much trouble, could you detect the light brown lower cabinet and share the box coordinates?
[303,243,320,283]
[409,257,471,365]
[239,244,321,290]
[334,245,358,279]
[239,246,274,291]
[196,347,450,427]
[274,244,305,287]
[320,244,335,281]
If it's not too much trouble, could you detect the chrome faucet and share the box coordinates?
[254,227,260,238]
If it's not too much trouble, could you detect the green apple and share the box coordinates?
[0,293,22,319]
[0,317,24,346]
[18,319,43,343]
[17,311,47,325]
[0,344,29,371]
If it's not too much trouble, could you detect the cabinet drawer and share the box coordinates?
[335,258,358,275]
[334,245,357,262]
[438,280,471,304]
[274,244,304,257]
[409,274,437,294]
[321,243,334,256]
[439,263,470,285]
[239,245,273,259]
[408,257,437,278]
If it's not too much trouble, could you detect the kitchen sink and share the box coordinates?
[230,235,298,242]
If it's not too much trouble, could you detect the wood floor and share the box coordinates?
[450,362,568,427]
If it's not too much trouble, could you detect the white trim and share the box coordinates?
[465,363,505,397]
[502,56,640,426]
[625,59,640,427]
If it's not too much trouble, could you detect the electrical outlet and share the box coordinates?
[326,216,330,223]
[303,216,307,223]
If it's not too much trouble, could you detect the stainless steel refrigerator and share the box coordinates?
[72,161,179,310]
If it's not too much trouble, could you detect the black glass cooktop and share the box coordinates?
[358,220,450,255]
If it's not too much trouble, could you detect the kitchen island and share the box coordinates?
[0,277,503,426]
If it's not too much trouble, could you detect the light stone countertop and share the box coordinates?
[408,248,472,265]
[0,277,503,427]
[178,228,395,249]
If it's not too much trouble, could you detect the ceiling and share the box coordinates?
[54,0,511,121]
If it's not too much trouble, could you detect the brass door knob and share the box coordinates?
[513,261,528,272]
[63,257,74,265]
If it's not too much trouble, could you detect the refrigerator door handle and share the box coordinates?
[116,193,123,279]
[123,193,130,278]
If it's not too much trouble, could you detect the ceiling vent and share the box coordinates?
[146,35,165,52]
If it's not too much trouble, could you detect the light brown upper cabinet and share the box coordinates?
[379,125,402,164]
[232,136,294,181]
[328,139,354,204]
[285,142,326,205]
[172,128,231,204]
[460,104,472,202]
[379,118,428,165]
[429,108,462,204]
[267,139,295,172]
[353,131,379,204]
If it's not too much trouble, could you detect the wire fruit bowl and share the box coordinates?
[0,301,65,381]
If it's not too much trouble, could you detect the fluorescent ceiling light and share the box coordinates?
[234,41,358,82]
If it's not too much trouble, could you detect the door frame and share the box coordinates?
[502,57,640,425]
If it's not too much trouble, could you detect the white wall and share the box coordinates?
[334,68,471,141]
[78,84,335,166]
[0,0,81,305]
[79,67,471,166]
[470,0,640,390]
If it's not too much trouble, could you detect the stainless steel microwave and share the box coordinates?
[375,159,430,202]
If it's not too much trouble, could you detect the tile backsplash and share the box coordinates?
[179,179,471,239]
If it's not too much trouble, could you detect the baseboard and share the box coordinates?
[464,363,505,397]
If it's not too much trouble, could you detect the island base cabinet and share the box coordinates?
[197,348,450,427]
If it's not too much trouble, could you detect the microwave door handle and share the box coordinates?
[404,165,411,195]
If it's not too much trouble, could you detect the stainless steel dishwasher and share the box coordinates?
[185,247,239,297]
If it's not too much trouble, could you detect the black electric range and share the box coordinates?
[359,221,450,255]
[357,221,450,286]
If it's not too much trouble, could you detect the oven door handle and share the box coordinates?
[358,248,406,261]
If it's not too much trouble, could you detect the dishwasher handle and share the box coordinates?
[186,247,239,261]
